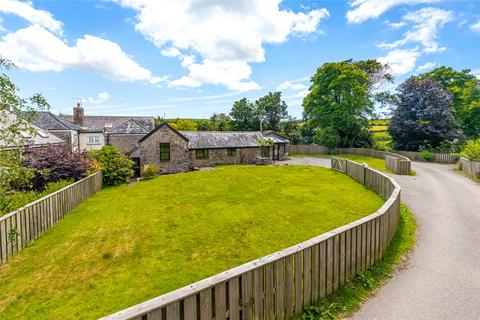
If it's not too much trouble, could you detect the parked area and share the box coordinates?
[0,165,383,319]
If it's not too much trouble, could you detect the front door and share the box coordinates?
[272,144,280,160]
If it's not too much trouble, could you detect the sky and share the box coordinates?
[0,0,479,119]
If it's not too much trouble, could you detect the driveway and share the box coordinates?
[284,158,480,319]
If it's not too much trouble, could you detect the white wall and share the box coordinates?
[79,132,105,151]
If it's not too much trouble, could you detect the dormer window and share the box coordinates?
[105,123,113,128]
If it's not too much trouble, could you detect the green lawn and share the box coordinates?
[291,154,389,172]
[0,165,384,320]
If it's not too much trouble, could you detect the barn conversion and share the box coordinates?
[136,122,289,173]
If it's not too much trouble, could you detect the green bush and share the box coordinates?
[141,163,159,179]
[0,179,72,216]
[420,149,435,162]
[460,139,480,161]
[89,146,134,186]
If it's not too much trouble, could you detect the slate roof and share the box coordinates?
[30,111,84,131]
[179,131,287,149]
[108,119,150,135]
[61,115,154,133]
[0,111,64,148]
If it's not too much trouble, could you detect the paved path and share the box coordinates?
[285,158,480,319]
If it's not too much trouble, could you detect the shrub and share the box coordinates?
[89,146,134,186]
[460,139,480,161]
[0,179,72,215]
[141,163,159,179]
[420,149,435,162]
[23,144,91,191]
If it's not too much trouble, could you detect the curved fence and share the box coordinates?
[393,150,459,164]
[459,158,480,179]
[338,148,411,175]
[0,172,102,265]
[101,159,401,320]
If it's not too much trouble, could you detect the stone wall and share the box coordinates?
[108,134,145,154]
[139,125,190,173]
[189,147,260,167]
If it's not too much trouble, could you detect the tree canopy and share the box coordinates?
[230,92,289,131]
[303,59,391,149]
[419,67,480,139]
[389,77,463,151]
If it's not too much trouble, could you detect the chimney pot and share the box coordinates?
[73,103,84,126]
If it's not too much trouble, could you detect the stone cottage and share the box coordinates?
[137,122,289,174]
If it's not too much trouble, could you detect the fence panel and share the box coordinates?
[0,172,102,265]
[101,159,401,320]
[460,158,480,179]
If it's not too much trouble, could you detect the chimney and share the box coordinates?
[73,102,84,126]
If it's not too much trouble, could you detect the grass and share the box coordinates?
[0,165,384,320]
[297,204,417,319]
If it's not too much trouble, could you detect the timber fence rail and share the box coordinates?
[393,150,459,164]
[101,158,401,320]
[287,145,412,175]
[0,171,102,265]
[459,157,480,179]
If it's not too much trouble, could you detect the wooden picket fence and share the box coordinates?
[0,172,102,265]
[101,158,401,320]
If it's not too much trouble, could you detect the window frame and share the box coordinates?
[159,143,170,161]
[227,148,236,156]
[196,149,209,159]
[88,136,101,145]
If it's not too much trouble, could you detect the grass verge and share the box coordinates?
[296,204,417,319]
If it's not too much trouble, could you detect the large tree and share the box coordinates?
[303,60,391,149]
[419,67,480,138]
[389,77,463,151]
[230,98,257,131]
[255,92,288,131]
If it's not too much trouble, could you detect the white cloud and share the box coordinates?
[385,21,406,29]
[0,18,6,33]
[160,47,181,57]
[416,61,436,72]
[117,0,329,91]
[346,0,439,24]
[0,24,162,83]
[471,21,480,32]
[0,0,63,34]
[378,48,421,75]
[472,69,480,79]
[84,91,110,105]
[378,8,453,53]
[277,80,308,91]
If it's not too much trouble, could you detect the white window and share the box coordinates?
[88,136,101,144]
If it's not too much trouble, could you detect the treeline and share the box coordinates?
[155,92,313,144]
[156,60,480,153]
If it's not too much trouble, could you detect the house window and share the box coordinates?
[196,149,209,159]
[227,148,236,156]
[88,136,101,145]
[160,143,170,161]
[261,146,270,158]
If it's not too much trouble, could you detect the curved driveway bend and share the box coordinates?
[283,158,480,319]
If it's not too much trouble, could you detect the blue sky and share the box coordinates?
[1,0,479,119]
